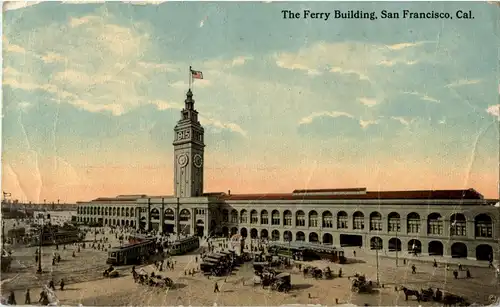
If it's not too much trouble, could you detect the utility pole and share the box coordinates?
[395,227,399,267]
[376,242,380,285]
[36,215,45,274]
[1,220,5,244]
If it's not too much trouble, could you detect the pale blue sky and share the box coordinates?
[2,1,499,202]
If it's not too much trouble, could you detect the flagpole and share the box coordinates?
[189,66,192,90]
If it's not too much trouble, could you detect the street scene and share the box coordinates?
[2,1,500,306]
[1,216,499,306]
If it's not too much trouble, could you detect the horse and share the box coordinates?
[400,287,421,302]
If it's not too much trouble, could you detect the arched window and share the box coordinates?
[164,209,175,221]
[250,210,258,224]
[260,210,269,225]
[427,213,443,235]
[308,211,318,227]
[296,210,305,227]
[283,210,292,226]
[370,212,382,231]
[230,210,238,223]
[407,212,420,234]
[450,213,466,236]
[150,209,160,220]
[271,210,280,225]
[475,214,493,238]
[179,209,191,222]
[353,211,364,230]
[240,210,248,223]
[222,209,229,222]
[337,211,348,229]
[388,212,401,232]
[322,211,333,228]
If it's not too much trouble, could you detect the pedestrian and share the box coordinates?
[433,259,437,268]
[353,250,356,257]
[39,291,49,306]
[453,270,458,279]
[7,291,16,305]
[25,289,31,304]
[214,282,220,293]
[466,268,471,278]
[49,280,55,290]
[411,265,416,274]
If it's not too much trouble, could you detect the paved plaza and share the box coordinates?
[1,225,499,306]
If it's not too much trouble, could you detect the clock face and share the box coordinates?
[193,154,203,168]
[177,154,189,167]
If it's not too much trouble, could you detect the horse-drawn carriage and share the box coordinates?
[103,267,119,278]
[148,275,174,288]
[134,270,173,288]
[324,267,334,279]
[254,269,291,292]
[270,273,292,292]
[1,252,12,273]
[201,261,229,276]
[400,286,468,306]
[351,275,373,293]
[253,262,269,274]
[303,266,323,279]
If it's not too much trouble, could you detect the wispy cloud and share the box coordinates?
[200,116,248,137]
[384,41,434,51]
[358,97,377,107]
[3,1,40,11]
[486,104,499,117]
[391,116,414,126]
[274,40,430,82]
[403,91,440,103]
[298,111,354,125]
[445,79,481,88]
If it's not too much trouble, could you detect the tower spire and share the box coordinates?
[185,88,194,110]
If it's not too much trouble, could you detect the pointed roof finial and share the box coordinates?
[185,89,194,110]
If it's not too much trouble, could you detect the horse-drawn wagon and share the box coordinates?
[351,275,373,293]
[270,273,292,292]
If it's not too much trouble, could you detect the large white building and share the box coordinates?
[34,210,77,225]
[77,89,499,263]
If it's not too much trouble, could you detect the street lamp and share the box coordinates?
[36,214,49,274]
[2,220,5,244]
[395,226,399,267]
[374,239,381,285]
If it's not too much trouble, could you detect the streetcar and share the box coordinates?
[168,236,200,256]
[106,239,156,265]
[31,228,83,246]
[268,242,346,263]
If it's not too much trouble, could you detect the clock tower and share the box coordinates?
[173,89,205,198]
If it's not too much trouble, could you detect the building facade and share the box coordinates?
[34,210,77,225]
[76,89,499,263]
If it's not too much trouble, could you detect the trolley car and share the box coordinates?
[106,239,156,265]
[168,236,200,256]
[269,242,346,263]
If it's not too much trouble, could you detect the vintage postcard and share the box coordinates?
[1,1,499,306]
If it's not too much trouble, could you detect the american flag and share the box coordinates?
[191,70,203,80]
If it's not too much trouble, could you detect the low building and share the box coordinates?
[76,89,499,264]
[34,210,77,226]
